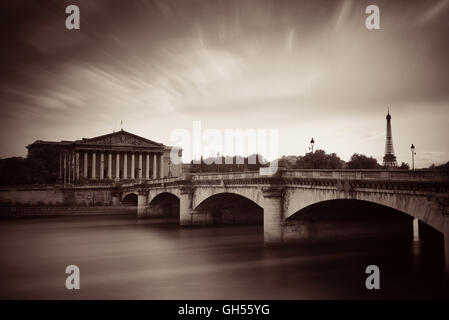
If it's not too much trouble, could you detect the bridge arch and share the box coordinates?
[121,191,137,201]
[147,191,180,218]
[193,187,264,210]
[121,191,138,205]
[194,192,263,225]
[148,188,180,204]
[148,191,179,203]
[283,188,444,233]
[195,192,263,211]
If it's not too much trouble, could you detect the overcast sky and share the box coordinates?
[1,0,448,167]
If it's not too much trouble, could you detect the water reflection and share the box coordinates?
[0,215,447,299]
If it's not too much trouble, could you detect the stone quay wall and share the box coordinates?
[0,185,114,207]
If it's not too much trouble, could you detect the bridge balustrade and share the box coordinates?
[281,169,443,182]
[59,169,445,187]
[191,172,260,181]
[166,169,446,182]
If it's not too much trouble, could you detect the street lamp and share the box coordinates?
[410,144,416,170]
[310,138,315,153]
[168,159,172,177]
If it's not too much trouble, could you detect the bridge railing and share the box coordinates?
[62,177,181,188]
[191,171,260,181]
[282,169,444,181]
[183,169,445,182]
[36,169,446,190]
[147,177,180,184]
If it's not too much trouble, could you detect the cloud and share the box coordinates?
[0,0,448,167]
[416,0,449,25]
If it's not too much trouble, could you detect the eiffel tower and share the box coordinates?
[383,108,397,168]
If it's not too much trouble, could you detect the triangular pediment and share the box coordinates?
[77,130,163,148]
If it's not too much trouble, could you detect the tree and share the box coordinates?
[278,155,301,169]
[347,153,381,169]
[0,156,49,185]
[429,161,449,169]
[295,150,343,169]
[429,161,449,175]
[398,162,409,170]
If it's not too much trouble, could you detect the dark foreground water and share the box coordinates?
[0,214,448,299]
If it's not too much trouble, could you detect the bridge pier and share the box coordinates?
[263,187,284,244]
[180,187,193,226]
[111,192,120,206]
[444,208,449,276]
[137,190,148,218]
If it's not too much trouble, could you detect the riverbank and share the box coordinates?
[0,206,137,218]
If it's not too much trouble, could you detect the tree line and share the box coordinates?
[278,150,411,170]
[186,150,411,173]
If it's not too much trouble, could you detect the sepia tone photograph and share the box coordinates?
[0,0,449,303]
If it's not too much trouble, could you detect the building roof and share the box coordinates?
[27,130,172,150]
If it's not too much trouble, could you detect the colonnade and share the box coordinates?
[60,150,164,183]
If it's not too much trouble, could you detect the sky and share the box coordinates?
[1,0,449,168]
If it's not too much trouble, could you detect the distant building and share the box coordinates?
[27,130,182,184]
[382,109,398,168]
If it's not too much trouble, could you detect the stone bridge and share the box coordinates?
[107,169,449,273]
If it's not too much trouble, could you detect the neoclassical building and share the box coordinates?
[27,130,182,184]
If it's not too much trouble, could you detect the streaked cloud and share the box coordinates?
[0,0,448,168]
[417,0,449,25]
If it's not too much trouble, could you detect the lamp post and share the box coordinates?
[168,159,172,177]
[310,138,315,153]
[410,144,416,170]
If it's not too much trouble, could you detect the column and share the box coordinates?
[75,152,80,181]
[263,187,284,244]
[116,152,120,179]
[137,190,148,218]
[108,152,112,179]
[159,154,164,178]
[131,153,135,179]
[145,153,150,179]
[180,187,193,226]
[59,152,62,182]
[64,152,67,184]
[123,153,128,179]
[100,153,104,179]
[152,153,157,179]
[91,152,96,179]
[138,153,143,179]
[70,150,75,182]
[84,152,88,178]
[68,153,71,183]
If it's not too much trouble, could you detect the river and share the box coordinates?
[0,214,447,299]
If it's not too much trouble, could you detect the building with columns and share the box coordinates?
[26,130,182,184]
